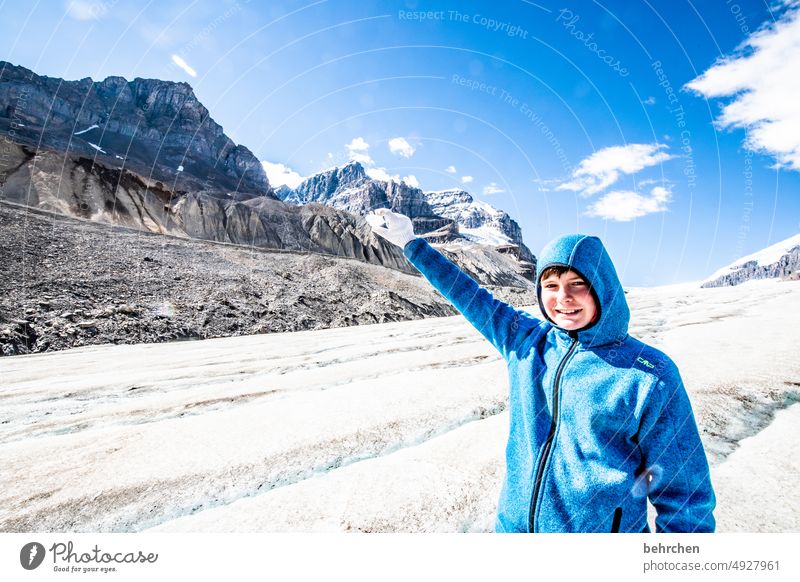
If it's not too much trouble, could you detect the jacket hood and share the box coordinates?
[536,234,629,346]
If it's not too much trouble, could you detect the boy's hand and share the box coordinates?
[366,209,417,249]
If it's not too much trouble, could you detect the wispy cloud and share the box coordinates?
[483,182,504,195]
[171,54,197,78]
[685,3,800,170]
[461,175,473,183]
[642,96,656,106]
[388,137,415,158]
[65,0,108,20]
[261,161,304,189]
[585,186,671,221]
[557,143,673,196]
[445,165,457,174]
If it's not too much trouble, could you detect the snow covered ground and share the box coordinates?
[1,280,798,533]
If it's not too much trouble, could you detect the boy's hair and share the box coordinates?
[539,265,575,282]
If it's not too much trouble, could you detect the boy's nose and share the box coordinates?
[557,287,573,301]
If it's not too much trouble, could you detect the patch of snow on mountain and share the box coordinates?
[74,124,99,136]
[460,226,512,246]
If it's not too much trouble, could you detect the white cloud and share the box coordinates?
[585,186,671,222]
[461,175,474,183]
[445,165,457,174]
[65,0,107,20]
[643,96,656,106]
[261,161,304,189]
[346,137,369,152]
[388,137,415,158]
[483,182,504,195]
[348,151,373,165]
[402,175,420,188]
[685,3,800,170]
[345,137,374,166]
[366,167,396,182]
[557,143,673,196]
[171,55,197,78]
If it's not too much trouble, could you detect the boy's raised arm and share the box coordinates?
[638,372,716,533]
[368,210,539,358]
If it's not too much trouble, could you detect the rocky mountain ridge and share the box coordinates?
[702,233,800,287]
[0,60,271,196]
[275,161,536,265]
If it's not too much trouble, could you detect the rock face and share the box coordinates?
[0,60,270,196]
[283,161,439,218]
[702,234,800,287]
[276,162,537,278]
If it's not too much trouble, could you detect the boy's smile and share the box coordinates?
[540,270,598,331]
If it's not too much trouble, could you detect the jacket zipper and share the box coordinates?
[528,335,578,532]
[611,507,622,532]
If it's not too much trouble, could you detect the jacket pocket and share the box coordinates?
[611,507,622,533]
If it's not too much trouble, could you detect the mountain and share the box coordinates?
[423,189,527,250]
[275,162,536,275]
[0,60,269,196]
[702,233,800,287]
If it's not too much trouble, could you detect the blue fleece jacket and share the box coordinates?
[403,235,716,533]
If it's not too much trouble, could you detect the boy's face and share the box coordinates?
[540,270,598,330]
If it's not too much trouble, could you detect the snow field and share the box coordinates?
[1,280,799,532]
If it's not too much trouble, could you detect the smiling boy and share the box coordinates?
[539,267,598,330]
[367,209,716,533]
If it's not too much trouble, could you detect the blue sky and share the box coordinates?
[2,0,799,286]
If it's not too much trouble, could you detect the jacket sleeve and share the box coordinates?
[637,373,716,533]
[403,238,540,359]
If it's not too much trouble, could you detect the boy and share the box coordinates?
[367,209,715,533]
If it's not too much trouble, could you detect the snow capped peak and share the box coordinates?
[708,233,800,280]
[423,189,519,249]
[703,232,800,286]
